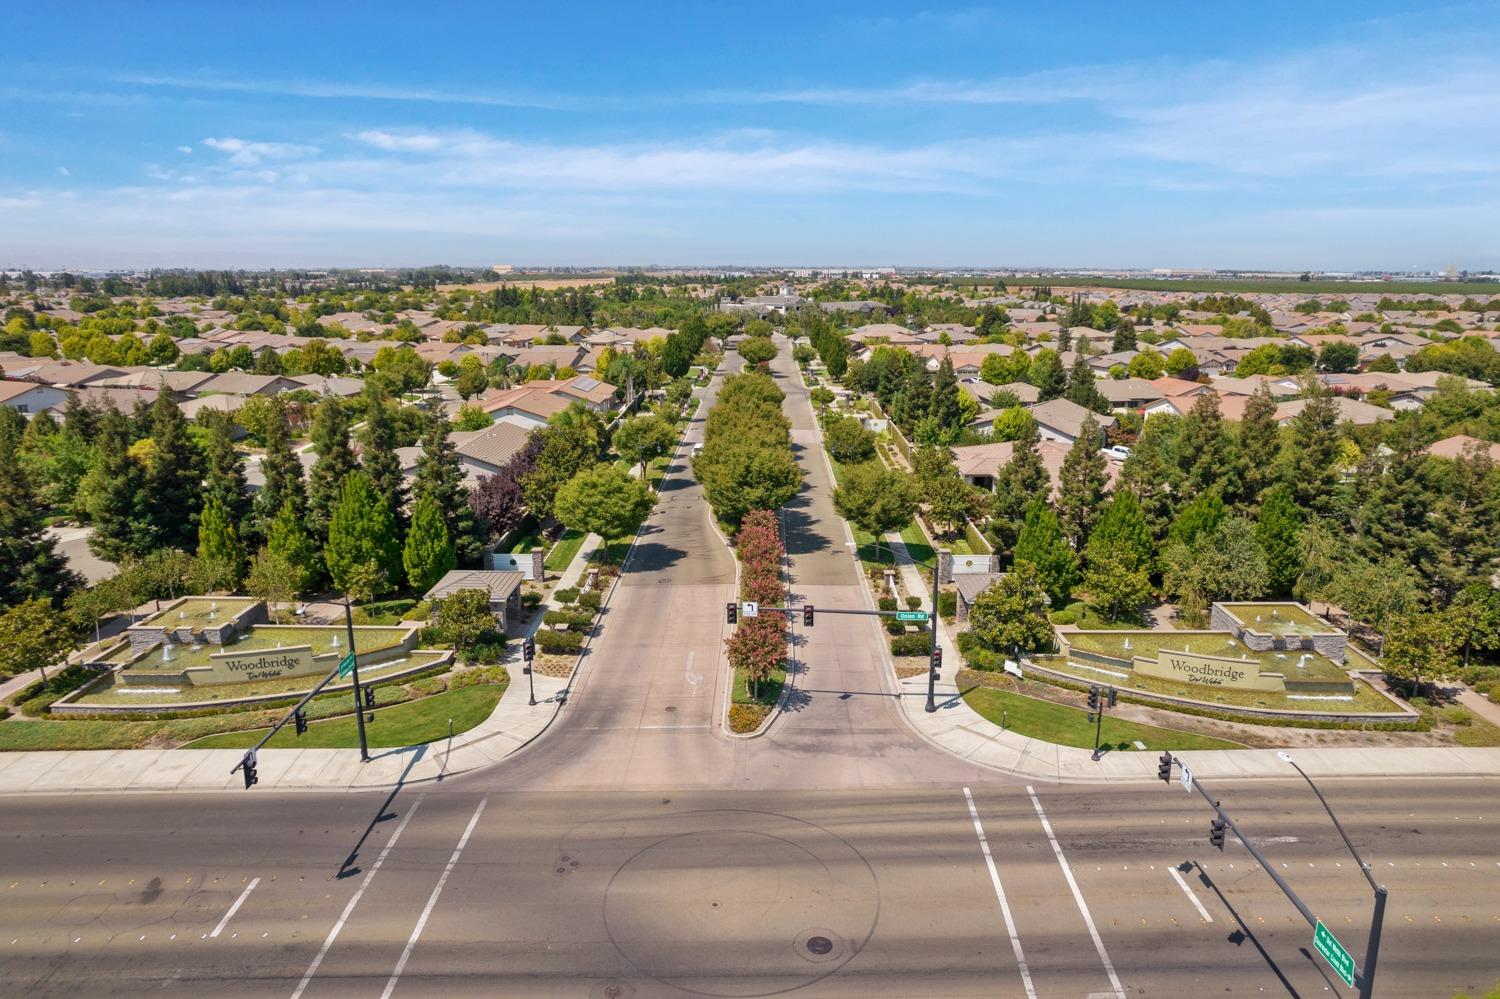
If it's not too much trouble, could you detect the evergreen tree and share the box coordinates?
[325,470,402,600]
[306,397,358,542]
[255,397,306,528]
[1111,322,1137,353]
[413,415,482,566]
[85,406,152,563]
[1425,448,1500,605]
[200,413,251,535]
[1288,389,1343,516]
[928,356,962,434]
[1013,501,1078,606]
[265,501,320,594]
[1081,543,1153,623]
[1166,491,1226,550]
[988,419,1052,558]
[1353,426,1434,570]
[1064,354,1108,413]
[1255,483,1303,596]
[1177,390,1237,503]
[1029,348,1067,401]
[403,493,457,594]
[1084,489,1154,573]
[1054,416,1108,549]
[0,431,82,607]
[1236,384,1281,510]
[195,497,246,590]
[360,391,408,535]
[1118,419,1176,543]
[145,392,202,550]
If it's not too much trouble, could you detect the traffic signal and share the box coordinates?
[241,751,258,790]
[523,636,535,662]
[726,602,737,625]
[1087,686,1100,711]
[931,647,943,671]
[294,709,308,736]
[1107,687,1118,709]
[1209,817,1227,850]
[803,604,814,627]
[363,686,375,709]
[1158,751,1173,782]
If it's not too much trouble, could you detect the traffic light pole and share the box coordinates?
[925,559,940,713]
[344,597,370,764]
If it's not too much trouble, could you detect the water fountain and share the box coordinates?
[330,633,341,650]
[161,642,173,663]
[1122,637,1131,651]
[1296,653,1310,670]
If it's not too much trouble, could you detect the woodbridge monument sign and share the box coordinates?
[1134,649,1287,692]
[183,645,323,685]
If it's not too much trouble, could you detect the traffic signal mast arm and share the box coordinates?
[230,657,347,781]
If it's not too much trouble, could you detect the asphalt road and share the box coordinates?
[6,344,1499,996]
[4,779,1497,997]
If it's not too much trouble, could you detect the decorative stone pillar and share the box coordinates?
[938,548,954,584]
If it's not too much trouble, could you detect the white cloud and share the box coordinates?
[202,136,318,166]
[56,166,69,177]
[119,73,566,110]
[176,145,193,154]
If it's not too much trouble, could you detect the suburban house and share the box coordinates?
[1274,396,1394,426]
[951,439,1123,495]
[1425,435,1500,462]
[1026,398,1116,445]
[1095,377,1166,412]
[398,420,534,487]
[0,379,71,416]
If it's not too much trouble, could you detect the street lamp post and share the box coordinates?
[1277,751,1387,999]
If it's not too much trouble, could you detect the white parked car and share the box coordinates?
[1104,445,1131,460]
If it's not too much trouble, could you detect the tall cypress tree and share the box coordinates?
[403,493,456,594]
[413,414,481,566]
[1064,354,1108,413]
[256,397,306,528]
[195,496,246,590]
[0,431,82,607]
[359,391,407,535]
[1178,391,1237,503]
[989,419,1052,559]
[1119,418,1176,543]
[306,397,358,543]
[1289,389,1343,517]
[1236,384,1281,510]
[928,356,961,435]
[146,392,202,550]
[1256,483,1304,596]
[1055,416,1108,550]
[325,470,402,600]
[200,412,252,536]
[1085,489,1155,574]
[266,500,321,594]
[1013,500,1078,606]
[85,406,152,563]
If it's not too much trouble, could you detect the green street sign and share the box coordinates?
[895,610,929,622]
[1314,920,1356,988]
[337,651,356,679]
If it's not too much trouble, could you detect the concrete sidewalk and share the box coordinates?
[897,671,1500,783]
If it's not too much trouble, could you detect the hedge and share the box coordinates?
[553,587,580,605]
[576,590,602,612]
[937,591,957,619]
[890,633,930,657]
[535,629,585,653]
[544,608,595,629]
[877,596,898,612]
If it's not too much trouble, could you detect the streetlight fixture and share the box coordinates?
[849,539,943,713]
[1276,752,1387,999]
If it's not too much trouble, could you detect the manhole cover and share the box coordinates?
[805,936,832,955]
[665,705,677,712]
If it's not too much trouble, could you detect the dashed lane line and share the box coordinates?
[962,787,1037,999]
[1168,867,1214,923]
[1027,786,1126,999]
[210,877,260,939]
[290,793,426,999]
[380,796,488,999]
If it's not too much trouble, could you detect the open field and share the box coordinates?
[992,276,1500,296]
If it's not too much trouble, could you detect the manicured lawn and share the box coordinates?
[960,684,1245,752]
[180,683,505,750]
[544,528,587,572]
[730,664,787,706]
[1059,601,1147,631]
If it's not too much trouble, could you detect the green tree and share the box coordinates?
[0,597,75,682]
[991,406,1034,442]
[1085,489,1154,574]
[554,463,653,541]
[1064,355,1107,413]
[833,462,918,563]
[1054,416,1108,549]
[1318,341,1360,372]
[265,501,321,594]
[613,413,678,479]
[1255,484,1303,596]
[359,391,408,534]
[245,548,297,621]
[1013,501,1078,606]
[1081,543,1153,623]
[0,431,81,607]
[195,497,246,591]
[84,407,152,563]
[1177,390,1236,502]
[1166,491,1225,551]
[306,397,358,542]
[255,397,306,527]
[199,413,252,534]
[145,392,202,550]
[968,562,1054,655]
[522,420,604,517]
[1163,515,1268,623]
[1383,611,1458,698]
[929,356,962,432]
[737,336,778,365]
[1029,349,1066,401]
[1288,389,1343,516]
[1128,350,1166,379]
[1424,448,1500,605]
[403,493,457,593]
[989,419,1051,557]
[453,403,493,431]
[1236,384,1281,509]
[433,588,499,660]
[324,471,402,601]
[1445,583,1500,669]
[454,354,490,399]
[824,415,876,464]
[412,415,482,567]
[1164,348,1199,379]
[696,440,802,525]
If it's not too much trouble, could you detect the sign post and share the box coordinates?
[337,651,356,679]
[895,610,929,623]
[1314,920,1356,988]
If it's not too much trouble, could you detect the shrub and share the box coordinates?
[728,702,769,733]
[937,591,957,619]
[450,665,509,688]
[521,591,543,610]
[890,633,930,657]
[1439,706,1474,726]
[878,596,898,612]
[544,608,595,629]
[595,564,621,581]
[576,590,601,612]
[17,665,96,716]
[1050,609,1079,625]
[553,587,579,605]
[905,595,922,610]
[408,676,449,697]
[403,598,433,621]
[465,639,508,665]
[885,618,907,635]
[535,628,585,654]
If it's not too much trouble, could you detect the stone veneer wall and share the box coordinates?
[1210,603,1346,663]
[125,598,269,654]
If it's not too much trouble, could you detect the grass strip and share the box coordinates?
[961,683,1245,751]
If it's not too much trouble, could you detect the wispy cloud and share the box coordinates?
[202,136,318,165]
[117,73,569,110]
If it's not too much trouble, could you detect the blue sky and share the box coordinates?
[2,1,1497,270]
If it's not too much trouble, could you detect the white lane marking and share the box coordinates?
[684,651,701,695]
[1027,786,1126,999]
[962,788,1037,999]
[379,797,488,999]
[290,794,426,999]
[1168,867,1214,923]
[209,877,260,938]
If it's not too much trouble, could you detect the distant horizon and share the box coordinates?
[4,0,1498,271]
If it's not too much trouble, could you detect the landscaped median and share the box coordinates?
[723,509,790,734]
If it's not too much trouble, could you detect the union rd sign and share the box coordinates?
[186,645,320,686]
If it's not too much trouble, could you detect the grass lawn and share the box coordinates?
[730,664,787,706]
[1060,601,1147,631]
[544,528,588,572]
[180,683,504,750]
[960,684,1245,752]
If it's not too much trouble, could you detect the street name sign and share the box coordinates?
[1314,920,1356,988]
[895,610,929,622]
[337,651,356,679]
[741,601,759,619]
[1180,764,1194,794]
